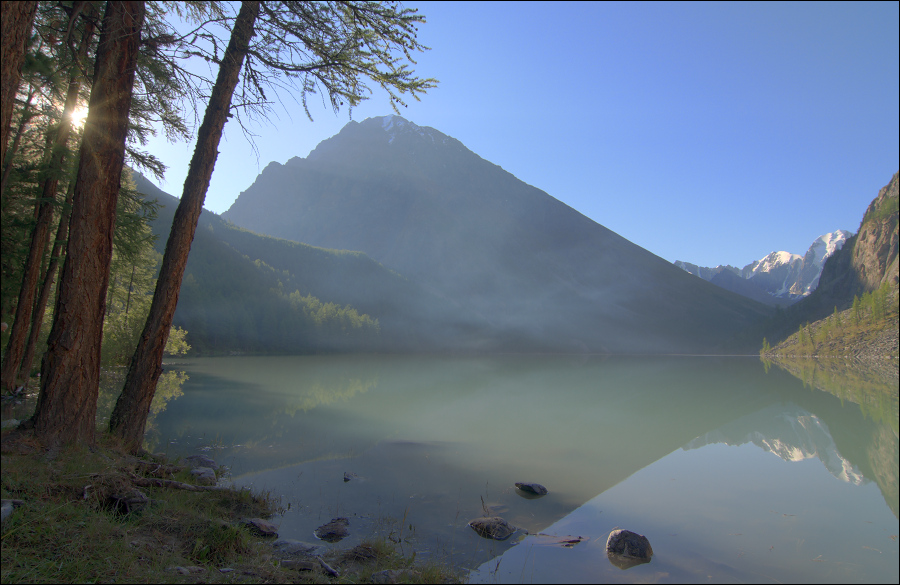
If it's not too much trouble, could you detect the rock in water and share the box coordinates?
[515,482,548,496]
[314,517,350,542]
[606,529,653,569]
[467,517,517,540]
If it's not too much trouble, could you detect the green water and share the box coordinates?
[113,355,899,582]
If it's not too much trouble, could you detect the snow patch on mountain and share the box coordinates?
[675,230,852,304]
[374,115,447,146]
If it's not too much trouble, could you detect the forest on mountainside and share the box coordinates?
[131,172,486,355]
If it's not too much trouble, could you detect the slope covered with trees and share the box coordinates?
[757,172,899,355]
[132,171,485,354]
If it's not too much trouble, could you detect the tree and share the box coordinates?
[109,1,262,450]
[1,1,38,173]
[30,1,146,447]
[110,0,437,452]
[1,3,98,394]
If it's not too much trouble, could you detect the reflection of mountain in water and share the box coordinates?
[764,356,898,518]
[685,403,865,485]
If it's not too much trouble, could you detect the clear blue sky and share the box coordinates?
[143,1,900,269]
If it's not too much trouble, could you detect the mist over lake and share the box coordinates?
[125,354,899,584]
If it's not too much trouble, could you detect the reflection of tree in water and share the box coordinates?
[99,369,188,452]
[279,376,376,418]
[768,357,898,431]
[766,356,899,518]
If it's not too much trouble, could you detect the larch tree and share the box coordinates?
[30,1,146,447]
[1,1,38,173]
[1,2,98,395]
[110,0,437,452]
[108,0,262,451]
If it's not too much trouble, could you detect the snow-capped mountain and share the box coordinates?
[675,230,852,305]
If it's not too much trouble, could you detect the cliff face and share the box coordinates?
[854,172,899,291]
[816,172,899,304]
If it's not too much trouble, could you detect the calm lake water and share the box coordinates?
[8,354,897,583]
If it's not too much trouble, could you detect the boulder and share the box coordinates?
[107,489,149,515]
[244,517,279,537]
[1,419,20,430]
[314,517,350,542]
[514,482,548,497]
[1,499,25,525]
[606,529,653,569]
[184,454,218,470]
[190,466,217,485]
[467,516,517,540]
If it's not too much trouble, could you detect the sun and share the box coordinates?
[69,105,89,129]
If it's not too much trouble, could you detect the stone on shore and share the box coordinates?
[244,517,279,537]
[184,454,219,470]
[190,466,217,485]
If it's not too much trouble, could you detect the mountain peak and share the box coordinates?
[675,229,853,304]
[362,114,449,146]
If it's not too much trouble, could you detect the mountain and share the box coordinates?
[223,115,772,353]
[760,172,899,350]
[674,229,852,306]
[814,172,899,302]
[129,171,487,354]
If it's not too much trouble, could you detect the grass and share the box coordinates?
[1,429,461,584]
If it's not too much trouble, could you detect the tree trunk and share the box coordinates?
[31,1,145,447]
[18,179,76,383]
[1,10,97,395]
[0,1,37,173]
[1,82,80,394]
[1,84,37,197]
[109,1,261,452]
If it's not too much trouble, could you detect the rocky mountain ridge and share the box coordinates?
[759,171,899,352]
[675,230,852,306]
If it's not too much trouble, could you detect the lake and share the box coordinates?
[8,354,897,583]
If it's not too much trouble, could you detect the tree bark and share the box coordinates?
[1,84,37,197]
[18,179,76,383]
[31,1,145,447]
[0,1,38,173]
[109,1,261,452]
[1,10,97,395]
